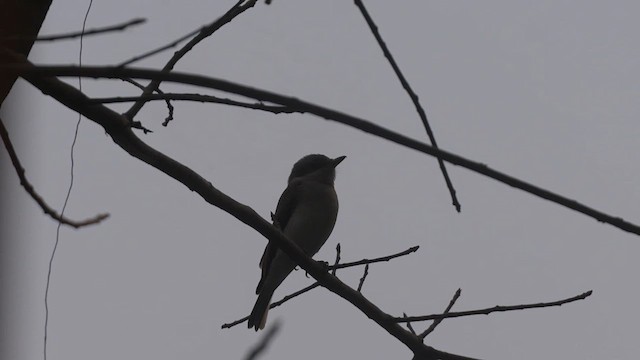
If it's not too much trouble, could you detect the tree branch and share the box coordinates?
[0,116,109,228]
[9,64,640,238]
[329,245,419,270]
[331,243,342,275]
[117,28,202,67]
[28,18,145,41]
[356,264,369,292]
[354,0,460,212]
[403,313,417,336]
[420,288,461,339]
[222,245,415,329]
[398,290,592,323]
[221,282,321,329]
[120,78,174,126]
[12,59,475,360]
[123,0,257,121]
[89,93,296,115]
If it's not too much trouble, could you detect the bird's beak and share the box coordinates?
[331,156,347,168]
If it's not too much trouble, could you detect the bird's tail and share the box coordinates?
[247,291,272,331]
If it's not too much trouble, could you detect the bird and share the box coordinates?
[247,154,346,331]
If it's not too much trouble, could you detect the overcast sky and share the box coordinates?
[2,1,640,359]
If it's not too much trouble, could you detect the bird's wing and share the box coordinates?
[272,180,302,231]
[256,180,301,293]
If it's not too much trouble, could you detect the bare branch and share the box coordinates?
[222,282,321,329]
[420,288,462,339]
[329,245,419,270]
[357,264,369,292]
[0,117,109,228]
[271,284,320,310]
[12,61,474,360]
[403,313,417,336]
[118,1,258,67]
[10,65,640,236]
[222,245,417,329]
[123,0,257,121]
[120,78,174,126]
[117,28,202,67]
[354,0,460,212]
[89,93,296,115]
[398,290,593,323]
[332,243,342,275]
[120,77,148,91]
[29,18,146,42]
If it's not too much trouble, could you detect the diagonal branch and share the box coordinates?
[356,264,369,292]
[10,64,640,237]
[221,282,321,330]
[398,290,592,323]
[117,27,202,67]
[420,288,461,339]
[403,313,418,336]
[123,0,257,121]
[0,116,109,228]
[354,0,460,212]
[13,59,475,360]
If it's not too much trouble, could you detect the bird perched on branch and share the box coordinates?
[248,154,346,330]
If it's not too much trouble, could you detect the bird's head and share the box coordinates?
[288,154,346,184]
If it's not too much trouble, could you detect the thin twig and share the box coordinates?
[122,78,173,118]
[117,28,203,67]
[332,243,341,276]
[403,313,417,336]
[13,66,640,236]
[121,77,147,91]
[420,288,461,339]
[89,93,296,115]
[357,264,369,292]
[0,117,109,228]
[244,321,282,360]
[123,0,257,121]
[353,0,460,212]
[221,282,321,329]
[2,18,146,42]
[329,246,419,270]
[397,290,593,323]
[120,78,174,126]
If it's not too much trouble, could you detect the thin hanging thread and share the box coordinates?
[44,1,93,359]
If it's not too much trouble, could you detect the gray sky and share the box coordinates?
[2,1,640,359]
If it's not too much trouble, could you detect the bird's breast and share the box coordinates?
[283,183,339,257]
